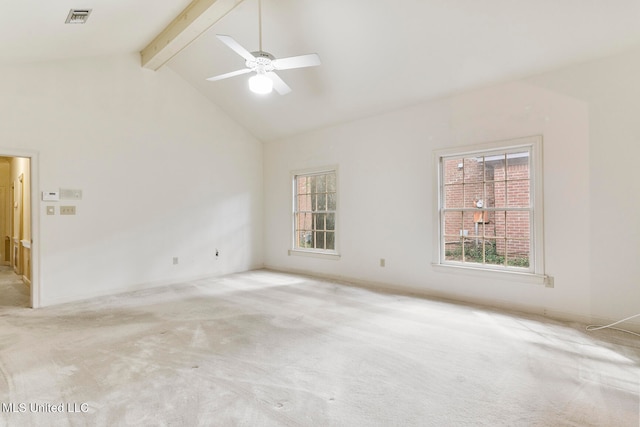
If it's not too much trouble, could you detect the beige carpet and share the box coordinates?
[0,265,29,309]
[0,269,638,426]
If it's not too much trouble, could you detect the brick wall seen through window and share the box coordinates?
[439,147,536,271]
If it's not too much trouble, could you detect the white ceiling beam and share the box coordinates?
[140,0,245,71]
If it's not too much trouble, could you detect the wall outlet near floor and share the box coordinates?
[544,276,554,288]
[60,206,76,215]
[173,257,179,265]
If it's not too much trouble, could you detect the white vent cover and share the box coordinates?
[65,9,92,24]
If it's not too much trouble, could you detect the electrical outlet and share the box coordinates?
[46,206,55,215]
[544,276,554,288]
[60,206,76,215]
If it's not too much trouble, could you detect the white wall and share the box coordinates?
[0,53,263,306]
[264,47,640,328]
[527,48,640,328]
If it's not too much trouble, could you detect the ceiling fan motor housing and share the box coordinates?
[247,51,275,73]
[206,34,320,95]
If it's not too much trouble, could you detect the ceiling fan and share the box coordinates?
[206,0,321,95]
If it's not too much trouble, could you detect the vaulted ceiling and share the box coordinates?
[4,0,640,141]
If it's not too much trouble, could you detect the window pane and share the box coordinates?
[464,182,483,208]
[444,158,464,184]
[297,176,308,195]
[463,240,483,264]
[306,213,314,231]
[484,182,495,208]
[506,240,529,267]
[484,160,496,182]
[467,221,482,241]
[463,157,483,183]
[316,175,327,193]
[327,193,336,210]
[506,211,530,238]
[444,184,463,208]
[507,239,529,267]
[297,212,312,231]
[306,212,314,231]
[444,238,463,262]
[317,193,326,211]
[298,231,313,248]
[308,176,317,194]
[327,174,336,192]
[492,181,506,208]
[463,211,477,239]
[481,210,494,235]
[326,232,335,250]
[326,213,335,230]
[487,154,506,181]
[298,194,312,212]
[311,194,317,211]
[506,180,530,208]
[483,211,496,238]
[494,211,506,239]
[507,152,529,179]
[443,211,463,238]
[471,210,489,228]
[483,239,505,266]
[315,231,325,249]
[314,213,326,231]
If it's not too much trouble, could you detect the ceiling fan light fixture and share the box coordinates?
[206,0,320,95]
[249,73,273,94]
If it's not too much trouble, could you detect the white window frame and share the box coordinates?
[289,166,340,260]
[432,136,546,282]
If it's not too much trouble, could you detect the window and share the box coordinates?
[292,169,337,255]
[434,136,544,276]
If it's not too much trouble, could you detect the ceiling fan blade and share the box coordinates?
[216,34,255,62]
[266,72,292,95]
[206,68,252,82]
[272,53,321,70]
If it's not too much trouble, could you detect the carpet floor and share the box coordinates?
[0,269,638,426]
[0,265,29,309]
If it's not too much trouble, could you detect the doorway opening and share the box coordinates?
[0,155,36,308]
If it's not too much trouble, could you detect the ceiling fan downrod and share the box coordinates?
[258,0,263,52]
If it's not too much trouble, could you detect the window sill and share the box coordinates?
[288,249,341,261]
[432,263,549,286]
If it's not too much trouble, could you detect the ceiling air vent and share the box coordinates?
[65,9,92,24]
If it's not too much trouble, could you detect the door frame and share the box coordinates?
[0,147,39,308]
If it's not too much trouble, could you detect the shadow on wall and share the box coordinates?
[42,192,259,305]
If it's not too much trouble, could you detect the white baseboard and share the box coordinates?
[262,265,640,334]
[41,272,223,307]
